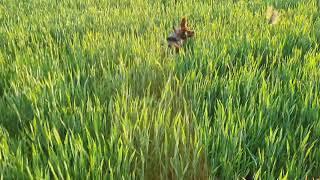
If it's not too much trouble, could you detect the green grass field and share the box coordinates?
[1,0,320,179]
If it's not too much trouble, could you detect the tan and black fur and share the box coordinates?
[167,17,195,53]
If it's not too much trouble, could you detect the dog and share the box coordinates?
[167,17,195,53]
[266,6,280,25]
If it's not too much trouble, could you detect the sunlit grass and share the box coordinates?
[1,0,320,179]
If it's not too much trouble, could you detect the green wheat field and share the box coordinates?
[1,0,320,179]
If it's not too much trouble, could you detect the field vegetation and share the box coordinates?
[1,0,320,179]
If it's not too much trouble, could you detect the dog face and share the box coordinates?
[179,17,195,39]
[167,17,194,53]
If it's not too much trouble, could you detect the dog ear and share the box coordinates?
[180,17,187,29]
[172,25,180,34]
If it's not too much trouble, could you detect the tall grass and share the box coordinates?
[1,0,320,179]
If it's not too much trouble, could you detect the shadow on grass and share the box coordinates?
[0,94,34,137]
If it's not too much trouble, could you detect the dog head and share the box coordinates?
[179,17,195,39]
[167,17,195,52]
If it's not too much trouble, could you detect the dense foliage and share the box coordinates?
[1,0,320,179]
